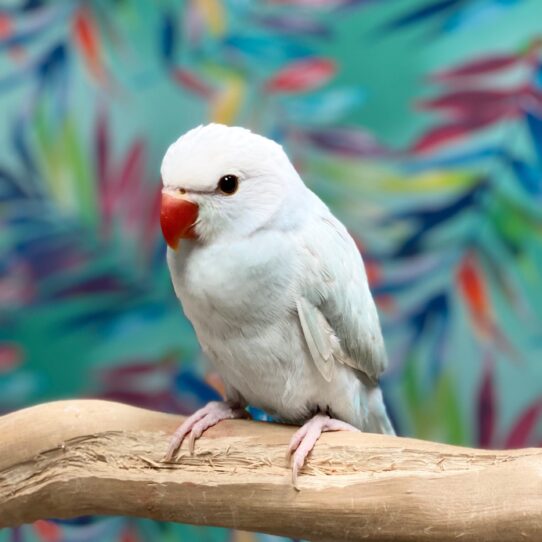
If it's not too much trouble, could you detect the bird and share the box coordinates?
[160,123,394,486]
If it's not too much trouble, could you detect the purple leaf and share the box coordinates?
[417,87,524,119]
[477,361,495,449]
[50,274,128,299]
[504,400,542,448]
[431,54,522,81]
[299,127,389,157]
[95,111,109,203]
[251,13,331,38]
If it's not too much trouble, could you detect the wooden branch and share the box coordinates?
[0,400,540,541]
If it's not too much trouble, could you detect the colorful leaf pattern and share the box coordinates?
[1,1,541,541]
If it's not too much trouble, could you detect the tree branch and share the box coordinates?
[0,400,540,541]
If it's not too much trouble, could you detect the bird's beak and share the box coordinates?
[160,190,199,250]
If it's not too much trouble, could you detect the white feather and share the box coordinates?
[296,297,335,382]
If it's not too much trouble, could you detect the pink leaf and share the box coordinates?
[412,109,515,154]
[412,123,482,154]
[431,55,522,82]
[172,68,215,99]
[111,140,145,234]
[114,140,145,201]
[141,182,162,258]
[417,87,525,119]
[264,57,335,94]
[0,14,13,40]
[0,343,22,373]
[477,362,495,448]
[504,400,542,448]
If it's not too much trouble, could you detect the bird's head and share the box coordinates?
[160,124,305,249]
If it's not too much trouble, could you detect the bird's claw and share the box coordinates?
[291,454,304,491]
[286,414,360,489]
[163,401,248,462]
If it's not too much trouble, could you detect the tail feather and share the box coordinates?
[366,386,396,435]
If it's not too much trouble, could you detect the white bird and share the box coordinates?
[160,123,394,485]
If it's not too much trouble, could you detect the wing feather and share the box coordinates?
[296,297,335,382]
[296,198,387,381]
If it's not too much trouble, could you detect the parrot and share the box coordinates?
[160,123,395,485]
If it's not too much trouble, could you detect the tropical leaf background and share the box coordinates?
[1,0,541,540]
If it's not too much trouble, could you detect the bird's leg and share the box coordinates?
[287,413,360,488]
[164,400,250,461]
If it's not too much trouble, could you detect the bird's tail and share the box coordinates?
[367,409,395,435]
[366,386,396,436]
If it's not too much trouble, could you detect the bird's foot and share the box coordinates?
[287,413,360,489]
[164,400,249,461]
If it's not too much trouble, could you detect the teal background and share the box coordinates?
[1,1,541,541]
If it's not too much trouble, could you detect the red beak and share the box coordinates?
[160,191,199,249]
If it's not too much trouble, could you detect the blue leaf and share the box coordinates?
[381,180,487,225]
[281,88,365,124]
[222,34,312,64]
[404,147,503,173]
[534,62,542,89]
[387,291,450,382]
[37,43,67,88]
[0,69,32,93]
[23,0,46,11]
[505,154,542,196]
[380,0,463,32]
[525,111,542,167]
[0,3,73,50]
[11,116,37,177]
[440,0,523,33]
[0,168,26,200]
[380,181,487,257]
[160,10,177,66]
[35,43,69,123]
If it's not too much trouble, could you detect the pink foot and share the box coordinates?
[164,401,249,461]
[287,413,360,488]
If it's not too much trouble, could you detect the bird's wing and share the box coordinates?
[297,208,387,382]
[296,296,337,382]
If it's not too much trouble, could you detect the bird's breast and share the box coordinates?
[168,233,297,327]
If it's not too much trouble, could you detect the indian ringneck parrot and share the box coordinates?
[160,124,394,485]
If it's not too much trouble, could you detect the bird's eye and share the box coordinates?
[217,175,239,195]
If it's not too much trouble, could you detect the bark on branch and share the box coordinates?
[0,400,540,541]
